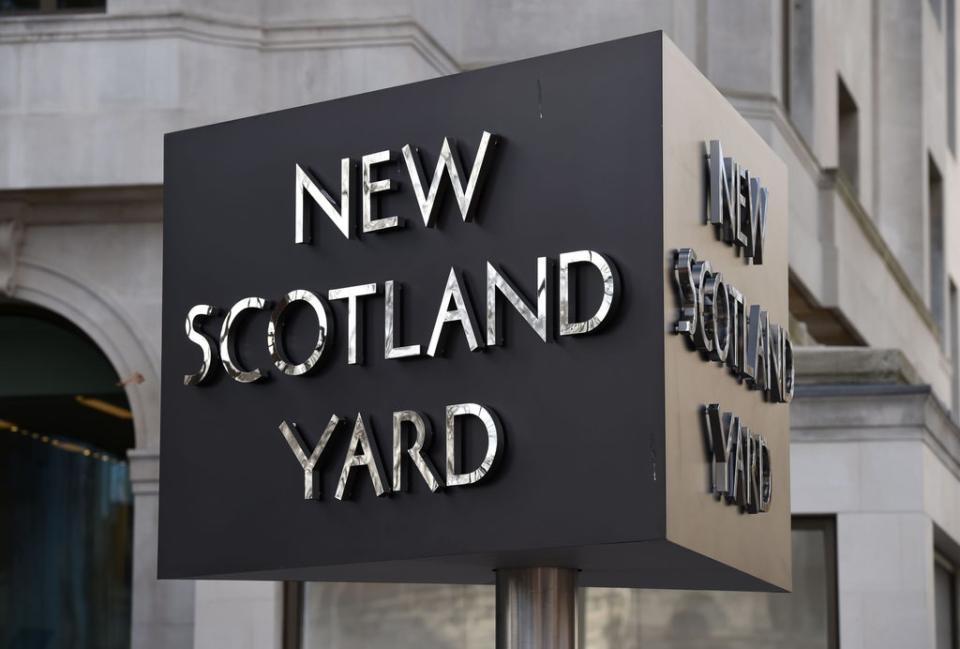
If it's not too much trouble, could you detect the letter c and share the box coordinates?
[220,297,270,383]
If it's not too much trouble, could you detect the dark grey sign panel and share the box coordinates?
[160,31,790,590]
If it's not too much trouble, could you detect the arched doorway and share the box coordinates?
[0,298,134,649]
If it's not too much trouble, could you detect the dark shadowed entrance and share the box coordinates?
[0,298,133,649]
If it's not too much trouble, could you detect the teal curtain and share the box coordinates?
[0,431,132,649]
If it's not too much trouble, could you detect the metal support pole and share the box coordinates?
[495,567,577,649]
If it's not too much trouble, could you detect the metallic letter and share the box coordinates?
[734,166,750,249]
[746,306,770,392]
[401,131,496,227]
[745,434,759,511]
[782,331,795,403]
[328,283,378,365]
[708,140,738,242]
[267,290,331,376]
[558,250,618,336]
[726,423,747,506]
[486,258,548,345]
[220,297,269,383]
[392,411,441,492]
[445,403,502,487]
[759,438,773,511]
[768,324,785,402]
[295,160,351,243]
[336,414,389,500]
[703,272,730,363]
[362,150,400,233]
[279,416,341,499]
[384,280,421,359]
[184,304,218,385]
[748,177,768,264]
[726,286,745,374]
[427,268,483,356]
[673,248,698,338]
[692,260,714,354]
[704,404,736,495]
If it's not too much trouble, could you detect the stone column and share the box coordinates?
[129,448,196,649]
[836,512,934,649]
[194,582,284,649]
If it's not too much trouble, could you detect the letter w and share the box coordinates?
[401,131,496,227]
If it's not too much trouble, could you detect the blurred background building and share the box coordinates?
[0,1,957,648]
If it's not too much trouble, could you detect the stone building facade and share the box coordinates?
[1,1,958,649]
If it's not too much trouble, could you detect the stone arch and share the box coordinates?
[11,258,160,450]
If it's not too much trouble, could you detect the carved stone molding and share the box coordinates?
[0,220,24,295]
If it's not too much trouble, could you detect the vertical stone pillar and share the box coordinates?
[875,0,924,288]
[129,448,196,649]
[836,512,934,649]
[194,582,284,649]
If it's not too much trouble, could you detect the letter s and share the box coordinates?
[183,304,219,385]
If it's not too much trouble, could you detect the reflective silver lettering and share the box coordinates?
[558,250,618,336]
[427,269,483,356]
[384,280,421,359]
[220,297,270,383]
[392,410,441,492]
[445,403,502,487]
[401,131,495,227]
[267,289,330,376]
[486,258,549,345]
[184,304,218,385]
[336,414,389,500]
[328,283,379,365]
[279,416,341,499]
[361,150,400,233]
[295,160,351,243]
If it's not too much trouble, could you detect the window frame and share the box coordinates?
[794,515,840,649]
[935,551,959,649]
[0,0,106,17]
[285,516,841,649]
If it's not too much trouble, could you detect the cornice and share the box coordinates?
[0,11,460,75]
[792,382,960,484]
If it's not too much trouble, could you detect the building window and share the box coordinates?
[933,0,945,29]
[781,0,791,113]
[949,0,957,154]
[0,300,134,649]
[288,518,838,649]
[0,0,104,14]
[935,554,957,649]
[786,0,815,148]
[837,77,860,195]
[951,280,960,422]
[579,517,838,649]
[930,154,946,335]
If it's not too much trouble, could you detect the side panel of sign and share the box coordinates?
[662,38,792,591]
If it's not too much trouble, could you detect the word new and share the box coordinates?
[295,131,496,242]
[708,139,768,264]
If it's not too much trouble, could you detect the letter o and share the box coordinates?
[267,290,331,376]
[704,273,730,363]
[692,260,714,354]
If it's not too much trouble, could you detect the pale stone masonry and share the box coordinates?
[1,2,959,648]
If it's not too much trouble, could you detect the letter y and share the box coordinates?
[279,416,341,499]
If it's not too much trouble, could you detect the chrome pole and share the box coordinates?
[495,567,577,649]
